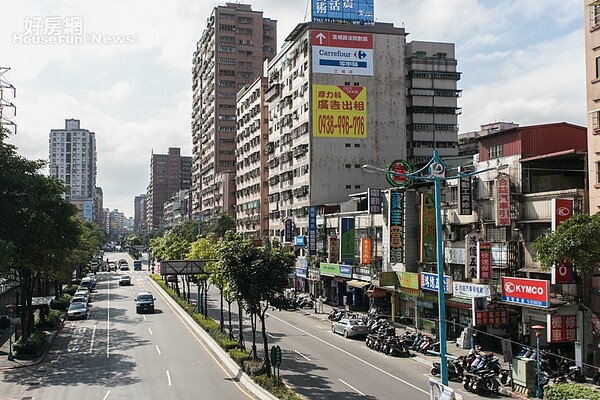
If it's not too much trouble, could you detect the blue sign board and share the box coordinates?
[420,272,452,294]
[83,200,93,221]
[339,265,352,278]
[295,268,308,279]
[284,219,293,243]
[295,236,306,247]
[311,0,374,25]
[308,206,317,255]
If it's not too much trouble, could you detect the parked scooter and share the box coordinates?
[431,357,464,381]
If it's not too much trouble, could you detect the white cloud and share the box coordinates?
[1,0,587,216]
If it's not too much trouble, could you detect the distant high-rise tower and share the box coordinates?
[49,119,97,221]
[191,2,277,221]
[146,147,192,231]
[134,194,147,232]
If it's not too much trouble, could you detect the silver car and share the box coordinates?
[332,318,368,338]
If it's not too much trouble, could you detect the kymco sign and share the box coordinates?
[501,277,549,308]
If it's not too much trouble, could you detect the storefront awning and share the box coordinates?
[346,279,371,288]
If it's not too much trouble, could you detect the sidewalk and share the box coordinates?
[304,302,529,399]
[0,324,62,371]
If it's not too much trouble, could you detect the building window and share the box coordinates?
[593,4,600,25]
[488,144,502,159]
[597,161,600,184]
[593,111,600,133]
[345,185,351,189]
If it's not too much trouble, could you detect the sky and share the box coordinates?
[0,0,586,217]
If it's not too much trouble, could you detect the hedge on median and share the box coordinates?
[13,331,47,356]
[545,383,600,400]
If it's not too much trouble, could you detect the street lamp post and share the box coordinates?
[363,149,507,386]
[532,325,545,399]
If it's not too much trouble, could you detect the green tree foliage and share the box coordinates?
[123,233,143,246]
[203,213,235,239]
[187,237,218,317]
[533,213,600,276]
[173,220,201,243]
[0,129,81,339]
[149,229,191,261]
[217,233,295,376]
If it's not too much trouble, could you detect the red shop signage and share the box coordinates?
[501,276,549,308]
[548,314,577,343]
[475,310,508,326]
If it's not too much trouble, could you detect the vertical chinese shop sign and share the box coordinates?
[420,193,436,263]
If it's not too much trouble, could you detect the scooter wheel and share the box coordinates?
[431,367,440,376]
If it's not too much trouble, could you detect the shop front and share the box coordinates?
[294,258,308,293]
[419,272,453,338]
[319,262,352,306]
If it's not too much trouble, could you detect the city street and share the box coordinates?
[0,254,258,400]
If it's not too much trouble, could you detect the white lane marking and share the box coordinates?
[148,327,153,335]
[102,390,111,400]
[166,370,172,386]
[268,313,429,395]
[267,333,276,339]
[107,278,110,359]
[143,315,147,321]
[339,379,365,396]
[316,325,325,329]
[293,349,311,361]
[156,345,162,355]
[89,324,97,354]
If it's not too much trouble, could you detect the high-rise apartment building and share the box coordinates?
[146,147,192,231]
[405,41,460,166]
[133,194,147,232]
[235,77,269,237]
[191,3,277,221]
[263,21,459,241]
[49,119,97,222]
[583,0,600,371]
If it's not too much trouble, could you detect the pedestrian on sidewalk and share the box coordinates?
[317,295,325,314]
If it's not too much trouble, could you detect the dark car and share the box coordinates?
[67,302,89,320]
[135,291,155,313]
[119,275,131,286]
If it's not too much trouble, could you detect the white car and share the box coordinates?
[332,318,368,338]
[74,290,90,304]
[71,295,87,305]
[67,303,89,320]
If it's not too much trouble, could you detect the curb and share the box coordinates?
[147,277,278,400]
[0,311,66,371]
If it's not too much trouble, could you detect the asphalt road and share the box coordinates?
[199,286,497,400]
[0,253,258,400]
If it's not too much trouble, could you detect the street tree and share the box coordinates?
[187,236,218,317]
[533,213,600,276]
[218,233,294,376]
[0,129,81,338]
[203,213,235,239]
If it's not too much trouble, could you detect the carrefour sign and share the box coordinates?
[501,276,549,308]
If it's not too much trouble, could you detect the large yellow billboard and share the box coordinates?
[312,85,367,138]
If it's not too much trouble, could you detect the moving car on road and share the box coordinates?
[119,275,131,286]
[135,291,155,313]
[67,302,89,320]
[332,318,368,338]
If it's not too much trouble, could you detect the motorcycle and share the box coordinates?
[431,358,464,381]
[463,370,500,395]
